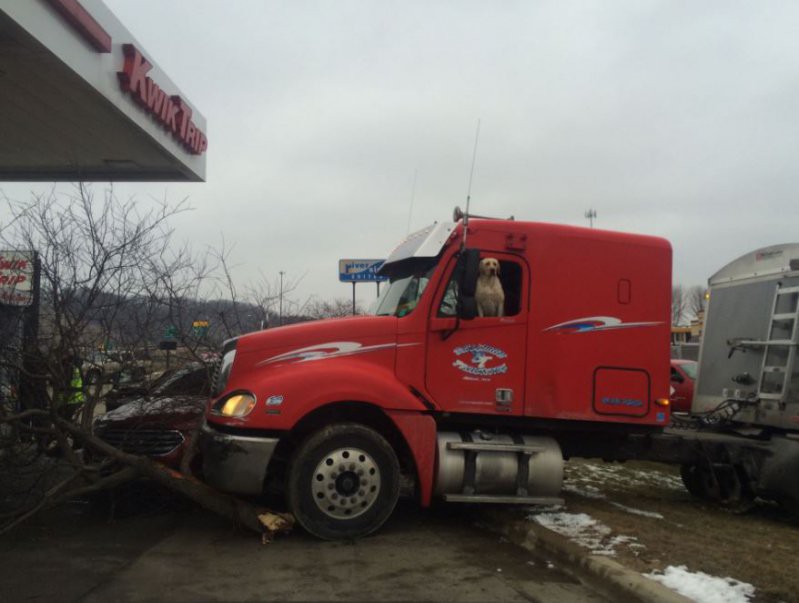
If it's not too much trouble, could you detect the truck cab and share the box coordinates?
[201,215,672,539]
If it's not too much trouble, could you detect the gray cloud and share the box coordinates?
[6,0,799,308]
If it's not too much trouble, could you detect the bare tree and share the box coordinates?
[242,268,303,331]
[671,285,687,326]
[0,184,191,428]
[303,296,363,319]
[0,185,291,539]
[687,285,707,321]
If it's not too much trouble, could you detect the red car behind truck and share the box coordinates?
[669,359,697,413]
[201,215,672,539]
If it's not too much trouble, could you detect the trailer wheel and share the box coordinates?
[717,465,756,512]
[680,463,705,499]
[680,460,720,500]
[287,423,400,540]
[681,461,755,510]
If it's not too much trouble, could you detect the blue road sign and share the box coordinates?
[339,259,388,282]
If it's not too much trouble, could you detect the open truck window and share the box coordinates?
[437,256,523,317]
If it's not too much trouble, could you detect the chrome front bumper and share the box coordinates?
[200,423,280,496]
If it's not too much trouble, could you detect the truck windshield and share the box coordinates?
[371,260,437,317]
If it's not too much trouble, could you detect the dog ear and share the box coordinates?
[495,261,501,276]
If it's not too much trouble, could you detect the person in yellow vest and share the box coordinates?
[45,353,85,454]
[58,353,84,423]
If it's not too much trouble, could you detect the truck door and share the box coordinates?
[425,252,528,416]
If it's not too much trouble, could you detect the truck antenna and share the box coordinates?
[462,118,481,249]
[406,168,418,235]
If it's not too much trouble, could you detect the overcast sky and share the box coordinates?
[12,1,799,309]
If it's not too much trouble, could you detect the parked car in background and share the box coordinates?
[93,362,213,469]
[670,359,697,413]
[104,362,212,412]
[82,350,148,386]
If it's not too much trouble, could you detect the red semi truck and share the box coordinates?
[201,214,672,539]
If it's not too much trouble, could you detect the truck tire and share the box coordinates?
[287,423,400,540]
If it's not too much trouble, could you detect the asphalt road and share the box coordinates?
[1,497,608,602]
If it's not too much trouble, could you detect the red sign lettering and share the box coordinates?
[0,251,34,307]
[117,44,208,156]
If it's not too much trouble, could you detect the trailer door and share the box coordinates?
[425,253,528,416]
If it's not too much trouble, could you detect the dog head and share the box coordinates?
[479,257,500,278]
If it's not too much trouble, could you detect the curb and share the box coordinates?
[485,509,692,603]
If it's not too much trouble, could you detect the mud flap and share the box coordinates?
[756,436,799,509]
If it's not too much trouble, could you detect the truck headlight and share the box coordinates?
[213,341,237,397]
[212,392,256,417]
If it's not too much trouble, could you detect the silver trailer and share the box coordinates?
[695,243,799,429]
[652,244,799,509]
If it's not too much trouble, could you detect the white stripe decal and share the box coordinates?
[258,341,418,366]
[545,316,662,333]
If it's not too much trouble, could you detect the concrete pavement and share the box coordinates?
[2,499,609,603]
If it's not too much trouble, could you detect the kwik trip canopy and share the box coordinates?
[0,0,207,181]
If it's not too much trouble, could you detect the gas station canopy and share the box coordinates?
[0,0,207,182]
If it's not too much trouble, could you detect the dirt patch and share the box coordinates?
[526,459,799,602]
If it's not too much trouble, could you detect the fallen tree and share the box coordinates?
[0,409,293,541]
[0,185,293,540]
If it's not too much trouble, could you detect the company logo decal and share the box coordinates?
[266,395,284,406]
[258,341,417,366]
[545,316,661,334]
[452,344,508,377]
[601,397,643,408]
[756,249,783,262]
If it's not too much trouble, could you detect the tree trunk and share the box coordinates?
[56,419,294,540]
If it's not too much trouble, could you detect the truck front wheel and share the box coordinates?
[287,423,400,540]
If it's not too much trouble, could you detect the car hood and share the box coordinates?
[95,395,207,430]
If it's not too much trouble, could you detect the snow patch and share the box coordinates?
[566,461,684,493]
[528,511,642,557]
[563,484,605,499]
[607,501,664,519]
[564,482,664,519]
[644,565,755,603]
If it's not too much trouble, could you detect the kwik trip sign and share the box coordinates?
[117,44,208,155]
[0,251,34,307]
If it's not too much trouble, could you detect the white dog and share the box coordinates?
[475,257,505,317]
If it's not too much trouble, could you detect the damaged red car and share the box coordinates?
[93,363,213,469]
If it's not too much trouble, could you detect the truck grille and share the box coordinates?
[98,428,184,456]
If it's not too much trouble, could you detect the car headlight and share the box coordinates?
[212,392,256,417]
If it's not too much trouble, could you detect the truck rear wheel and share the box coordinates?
[287,423,400,540]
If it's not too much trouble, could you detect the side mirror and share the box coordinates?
[457,248,480,320]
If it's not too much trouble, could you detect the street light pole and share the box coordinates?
[584,208,597,228]
[279,270,285,326]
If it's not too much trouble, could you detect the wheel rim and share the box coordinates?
[311,447,381,519]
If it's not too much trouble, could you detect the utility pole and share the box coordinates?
[279,270,285,326]
[584,208,597,228]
